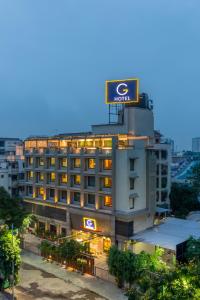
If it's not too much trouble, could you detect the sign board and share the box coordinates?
[83,217,96,231]
[105,78,139,104]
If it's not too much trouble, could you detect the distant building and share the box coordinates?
[192,137,200,152]
[0,138,24,197]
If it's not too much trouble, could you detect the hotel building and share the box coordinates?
[23,95,166,252]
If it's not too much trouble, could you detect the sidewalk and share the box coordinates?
[21,250,127,300]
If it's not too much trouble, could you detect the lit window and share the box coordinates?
[103,139,112,147]
[103,159,112,170]
[39,158,44,166]
[61,158,67,167]
[39,187,44,197]
[104,177,112,188]
[74,158,81,168]
[30,157,33,165]
[74,175,81,185]
[50,157,56,166]
[104,196,112,207]
[39,173,44,181]
[50,172,56,182]
[88,159,96,169]
[61,174,67,184]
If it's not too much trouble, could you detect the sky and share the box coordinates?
[0,0,199,150]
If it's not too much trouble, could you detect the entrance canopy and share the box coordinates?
[131,217,200,251]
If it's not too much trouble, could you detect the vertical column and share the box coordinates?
[95,148,100,210]
[80,149,84,208]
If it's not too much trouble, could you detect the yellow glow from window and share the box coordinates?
[50,172,56,181]
[61,174,67,183]
[75,175,81,185]
[103,159,112,170]
[61,158,67,167]
[39,173,44,181]
[39,187,44,196]
[39,158,44,166]
[30,157,33,165]
[104,196,112,207]
[104,177,112,188]
[50,157,56,165]
[74,158,81,168]
[88,159,96,169]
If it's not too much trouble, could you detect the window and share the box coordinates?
[129,197,134,209]
[74,175,81,185]
[161,177,167,188]
[28,186,33,195]
[156,191,159,202]
[50,172,56,182]
[161,164,168,176]
[103,139,112,147]
[60,190,67,202]
[39,173,44,181]
[73,192,80,203]
[156,178,159,188]
[39,187,44,197]
[88,176,95,187]
[88,158,96,169]
[103,159,112,170]
[39,157,44,166]
[0,141,5,147]
[61,158,67,167]
[27,171,33,180]
[87,194,95,206]
[156,164,160,176]
[1,175,4,178]
[161,150,167,160]
[50,157,56,166]
[74,158,81,168]
[130,159,134,171]
[61,173,67,184]
[161,191,168,202]
[104,196,112,207]
[104,177,112,188]
[155,151,159,159]
[49,189,55,198]
[130,178,134,190]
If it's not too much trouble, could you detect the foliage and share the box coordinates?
[185,236,200,261]
[169,183,199,218]
[59,239,87,263]
[0,228,21,291]
[126,262,200,300]
[107,246,166,288]
[0,187,29,230]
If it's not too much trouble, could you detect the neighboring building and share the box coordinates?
[0,138,24,197]
[192,137,200,152]
[154,131,171,208]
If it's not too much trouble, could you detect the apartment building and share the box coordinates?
[23,97,160,252]
[0,138,24,197]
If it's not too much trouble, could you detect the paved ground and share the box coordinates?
[10,263,106,300]
[18,251,127,300]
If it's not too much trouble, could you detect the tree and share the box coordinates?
[186,237,200,261]
[59,239,87,263]
[0,227,21,291]
[0,187,29,230]
[170,183,199,218]
[190,163,200,192]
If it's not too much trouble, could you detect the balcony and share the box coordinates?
[99,149,112,157]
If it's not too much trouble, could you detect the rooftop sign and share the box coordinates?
[105,78,139,104]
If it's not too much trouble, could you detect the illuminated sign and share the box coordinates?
[105,78,139,104]
[83,218,96,231]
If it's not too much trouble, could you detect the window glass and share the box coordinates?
[50,157,56,166]
[104,196,112,207]
[161,150,167,160]
[61,174,67,184]
[104,177,112,188]
[61,158,67,167]
[88,159,96,169]
[103,159,112,170]
[87,194,95,206]
[74,158,81,168]
[130,178,134,190]
[130,159,134,171]
[129,198,134,209]
[74,175,81,185]
[161,177,167,188]
[88,176,95,186]
[50,172,56,182]
[73,192,80,202]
